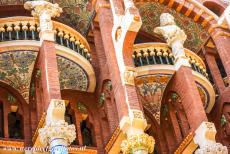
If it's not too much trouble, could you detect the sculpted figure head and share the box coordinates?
[160,13,175,26]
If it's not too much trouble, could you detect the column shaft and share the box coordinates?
[36,41,61,111]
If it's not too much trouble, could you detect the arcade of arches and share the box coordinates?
[0,0,229,154]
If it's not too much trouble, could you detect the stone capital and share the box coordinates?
[24,1,62,18]
[39,120,76,146]
[121,133,155,154]
[24,1,62,42]
[194,122,228,154]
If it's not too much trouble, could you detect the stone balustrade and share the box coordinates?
[133,43,209,78]
[0,16,91,62]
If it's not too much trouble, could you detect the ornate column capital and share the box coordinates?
[194,122,228,154]
[121,133,155,154]
[39,120,76,146]
[24,1,63,42]
[195,142,228,154]
[154,13,190,70]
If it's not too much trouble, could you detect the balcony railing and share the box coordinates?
[133,43,208,78]
[0,17,91,62]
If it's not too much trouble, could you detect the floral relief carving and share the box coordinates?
[39,120,76,146]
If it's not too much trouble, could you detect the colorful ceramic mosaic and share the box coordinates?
[135,74,172,124]
[136,74,210,123]
[54,0,94,36]
[135,2,210,53]
[0,0,93,36]
[0,50,37,103]
[196,83,209,109]
[57,55,89,91]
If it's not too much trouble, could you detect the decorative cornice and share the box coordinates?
[32,112,46,144]
[174,132,194,154]
[105,127,122,152]
[0,139,24,148]
[211,31,230,40]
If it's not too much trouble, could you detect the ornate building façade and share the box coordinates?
[0,0,229,153]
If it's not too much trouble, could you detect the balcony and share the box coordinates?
[133,43,208,78]
[133,43,215,124]
[0,16,96,104]
[0,16,91,62]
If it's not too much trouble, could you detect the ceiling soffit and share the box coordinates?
[0,0,94,36]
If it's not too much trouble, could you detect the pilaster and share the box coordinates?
[24,1,62,111]
[96,0,154,152]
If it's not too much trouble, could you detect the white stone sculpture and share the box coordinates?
[154,13,190,69]
[194,122,228,154]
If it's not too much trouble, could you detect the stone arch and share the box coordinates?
[144,107,168,154]
[203,0,226,16]
[61,89,104,148]
[0,81,31,145]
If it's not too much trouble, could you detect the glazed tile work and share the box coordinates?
[0,50,37,103]
[135,74,172,124]
[136,2,210,53]
[196,83,209,109]
[54,0,94,36]
[136,74,209,124]
[57,55,89,91]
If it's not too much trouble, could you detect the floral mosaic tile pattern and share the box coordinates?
[136,74,172,124]
[0,50,37,103]
[136,2,210,53]
[54,0,94,36]
[57,55,88,91]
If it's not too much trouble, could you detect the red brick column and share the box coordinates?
[95,0,129,120]
[168,66,208,131]
[211,28,230,82]
[36,40,61,111]
[204,48,225,93]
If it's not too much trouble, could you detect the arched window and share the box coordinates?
[80,118,93,146]
[65,105,74,125]
[8,112,23,139]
